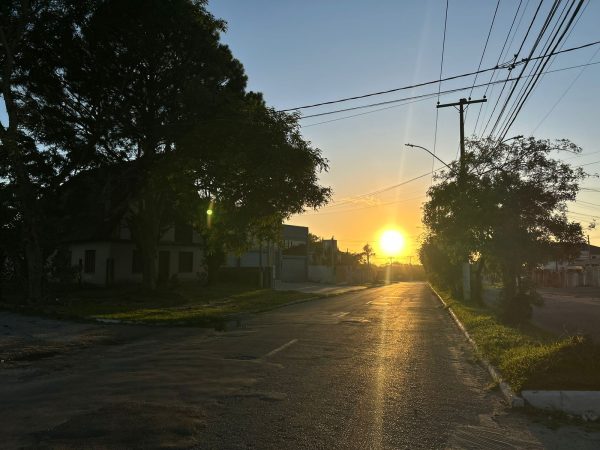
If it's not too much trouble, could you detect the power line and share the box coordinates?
[432,0,450,181]
[575,159,600,168]
[301,96,436,128]
[523,0,590,129]
[564,149,600,161]
[496,0,586,142]
[532,46,600,133]
[301,194,428,217]
[487,0,562,137]
[468,0,502,100]
[493,0,572,138]
[473,0,526,135]
[279,39,600,113]
[299,59,600,123]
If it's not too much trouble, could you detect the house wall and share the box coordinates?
[226,249,271,268]
[308,265,335,283]
[69,241,204,286]
[158,245,204,281]
[70,242,111,285]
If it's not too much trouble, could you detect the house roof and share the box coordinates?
[584,243,600,255]
[56,162,141,243]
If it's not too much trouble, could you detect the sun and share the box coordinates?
[380,229,405,256]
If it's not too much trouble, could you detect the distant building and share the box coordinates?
[225,225,309,283]
[536,243,600,287]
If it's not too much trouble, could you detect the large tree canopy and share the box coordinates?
[421,137,585,320]
[2,0,331,295]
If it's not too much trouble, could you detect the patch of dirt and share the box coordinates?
[0,333,117,365]
[30,402,207,449]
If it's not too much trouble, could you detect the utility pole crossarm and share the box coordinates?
[436,98,487,108]
[436,97,487,180]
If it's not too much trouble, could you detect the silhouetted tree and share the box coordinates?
[0,0,92,302]
[39,0,330,288]
[422,137,585,321]
[362,243,375,266]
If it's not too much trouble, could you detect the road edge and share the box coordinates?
[428,283,525,408]
[252,285,370,314]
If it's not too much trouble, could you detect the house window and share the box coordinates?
[84,250,96,273]
[178,251,193,273]
[132,250,142,274]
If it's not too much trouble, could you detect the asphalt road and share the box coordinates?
[2,282,600,449]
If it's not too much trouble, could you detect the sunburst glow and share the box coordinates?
[380,229,405,256]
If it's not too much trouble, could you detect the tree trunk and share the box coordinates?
[129,183,163,291]
[141,243,157,290]
[471,258,484,305]
[23,219,44,302]
[131,206,161,291]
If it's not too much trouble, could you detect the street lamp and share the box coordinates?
[501,135,524,143]
[405,143,452,170]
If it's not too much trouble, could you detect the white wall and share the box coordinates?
[69,242,204,285]
[308,265,335,283]
[70,242,110,285]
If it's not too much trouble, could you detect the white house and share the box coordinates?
[69,222,205,286]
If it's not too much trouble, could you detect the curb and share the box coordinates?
[521,390,600,422]
[254,285,369,314]
[428,284,525,408]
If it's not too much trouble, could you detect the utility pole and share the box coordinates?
[437,97,486,301]
[436,97,487,180]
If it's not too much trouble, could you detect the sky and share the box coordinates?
[207,0,600,262]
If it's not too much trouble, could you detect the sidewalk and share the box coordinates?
[272,280,368,296]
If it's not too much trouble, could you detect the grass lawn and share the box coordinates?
[433,286,600,392]
[1,283,315,328]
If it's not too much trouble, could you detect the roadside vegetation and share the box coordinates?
[434,286,600,392]
[0,283,314,328]
[420,136,585,322]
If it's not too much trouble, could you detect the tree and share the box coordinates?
[40,0,330,288]
[362,243,375,266]
[0,0,90,301]
[178,96,330,283]
[422,137,585,321]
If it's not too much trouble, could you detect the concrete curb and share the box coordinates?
[429,284,600,421]
[428,284,524,408]
[521,390,600,421]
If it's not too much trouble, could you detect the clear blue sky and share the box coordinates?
[208,0,600,255]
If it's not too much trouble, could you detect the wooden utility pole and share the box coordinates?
[437,97,486,301]
[437,97,487,179]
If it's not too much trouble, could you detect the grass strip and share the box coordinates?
[1,284,315,327]
[434,287,600,392]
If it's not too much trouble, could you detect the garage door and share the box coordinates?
[281,256,306,282]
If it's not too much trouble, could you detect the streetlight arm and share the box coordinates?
[405,143,452,170]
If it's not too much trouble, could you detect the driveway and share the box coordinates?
[2,283,599,448]
[533,287,600,342]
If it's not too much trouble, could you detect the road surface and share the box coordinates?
[2,282,599,449]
